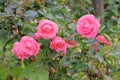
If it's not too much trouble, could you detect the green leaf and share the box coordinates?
[45,0,52,3]
[1,12,11,17]
[99,26,106,33]
[5,7,13,14]
[110,26,120,33]
[18,19,23,26]
[16,6,23,15]
[0,12,2,22]
[103,75,112,80]
[24,10,38,20]
[8,2,17,9]
[111,51,120,58]
[46,14,54,19]
[0,65,9,80]
[11,67,23,77]
[88,63,98,73]
[38,9,47,16]
[35,69,49,80]
[0,29,9,44]
[0,0,5,3]
[55,14,64,20]
[68,23,76,30]
[95,52,103,63]
[19,62,49,80]
[113,71,120,79]
[100,46,113,54]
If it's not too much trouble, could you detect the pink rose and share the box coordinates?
[37,20,58,39]
[50,36,67,54]
[12,42,30,60]
[96,35,111,46]
[34,32,41,40]
[12,36,40,61]
[20,36,40,56]
[76,14,100,38]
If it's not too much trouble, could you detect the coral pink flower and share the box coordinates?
[12,42,30,60]
[50,36,67,54]
[34,32,41,40]
[20,36,40,56]
[76,14,100,38]
[96,35,111,46]
[37,20,58,39]
[12,36,40,61]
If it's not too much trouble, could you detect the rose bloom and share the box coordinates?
[12,36,40,61]
[96,35,111,46]
[76,14,100,38]
[34,32,41,40]
[12,42,30,60]
[37,20,58,39]
[50,36,67,54]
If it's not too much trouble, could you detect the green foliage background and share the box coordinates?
[0,0,120,80]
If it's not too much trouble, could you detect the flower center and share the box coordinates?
[83,20,90,28]
[42,24,53,33]
[81,20,93,34]
[26,42,32,48]
[56,41,64,47]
